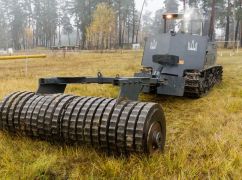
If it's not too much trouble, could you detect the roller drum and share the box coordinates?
[0,92,166,155]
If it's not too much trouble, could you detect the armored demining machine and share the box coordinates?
[0,8,222,155]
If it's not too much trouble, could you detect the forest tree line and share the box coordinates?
[0,0,241,50]
[0,0,142,50]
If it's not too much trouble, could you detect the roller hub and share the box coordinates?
[0,92,166,155]
[147,122,163,154]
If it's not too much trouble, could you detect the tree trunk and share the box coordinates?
[35,25,38,46]
[32,29,35,48]
[224,0,230,48]
[240,22,242,47]
[58,25,61,46]
[224,15,230,48]
[209,0,216,41]
[118,0,122,47]
[132,1,135,44]
[76,27,79,46]
[53,33,56,46]
[82,27,87,49]
[235,20,240,42]
[122,20,125,45]
[68,33,71,46]
[233,20,239,49]
[136,0,145,43]
[127,17,130,44]
[239,0,242,47]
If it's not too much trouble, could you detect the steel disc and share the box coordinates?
[19,94,41,134]
[31,96,50,137]
[25,95,45,136]
[61,96,84,141]
[84,98,106,145]
[43,94,72,139]
[1,92,22,130]
[99,99,116,151]
[61,97,91,141]
[91,98,113,147]
[108,100,129,153]
[125,102,146,153]
[7,92,34,132]
[136,103,166,154]
[116,101,138,154]
[76,97,100,143]
[37,95,60,138]
[51,95,76,140]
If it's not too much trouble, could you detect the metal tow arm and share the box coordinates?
[37,73,165,101]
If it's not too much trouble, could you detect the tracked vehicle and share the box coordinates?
[0,8,222,155]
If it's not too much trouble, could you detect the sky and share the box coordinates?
[135,0,164,16]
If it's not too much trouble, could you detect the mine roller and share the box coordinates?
[0,8,222,155]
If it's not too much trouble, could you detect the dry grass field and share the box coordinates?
[0,50,241,179]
